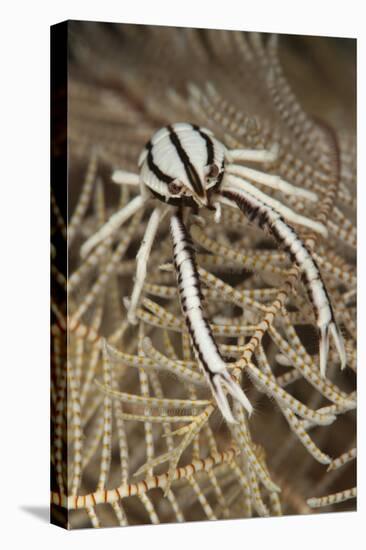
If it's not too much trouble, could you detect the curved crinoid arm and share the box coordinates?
[220,187,346,377]
[126,205,169,325]
[80,194,146,258]
[169,211,253,423]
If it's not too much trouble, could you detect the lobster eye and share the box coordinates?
[168,181,183,195]
[207,164,220,179]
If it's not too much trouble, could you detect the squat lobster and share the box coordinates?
[81,122,346,424]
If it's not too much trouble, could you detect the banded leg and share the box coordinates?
[170,211,253,424]
[224,174,327,236]
[81,195,146,258]
[127,206,168,324]
[220,187,346,377]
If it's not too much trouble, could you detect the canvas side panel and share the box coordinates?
[50,20,68,529]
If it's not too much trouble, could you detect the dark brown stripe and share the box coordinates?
[251,336,259,346]
[192,124,214,166]
[146,140,173,185]
[90,332,100,344]
[168,125,204,197]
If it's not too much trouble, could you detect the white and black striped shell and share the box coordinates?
[138,122,226,205]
